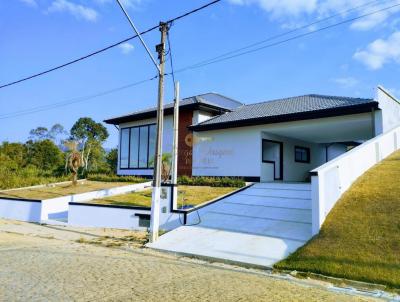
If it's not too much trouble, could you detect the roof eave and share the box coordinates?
[190,102,379,132]
[104,102,230,125]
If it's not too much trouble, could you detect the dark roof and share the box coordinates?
[104,93,243,125]
[190,94,378,131]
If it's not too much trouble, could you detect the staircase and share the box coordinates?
[148,183,313,268]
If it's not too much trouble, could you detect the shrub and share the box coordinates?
[87,173,148,184]
[177,176,245,188]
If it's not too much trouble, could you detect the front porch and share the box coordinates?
[260,112,375,182]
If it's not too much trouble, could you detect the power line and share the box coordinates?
[171,1,400,74]
[175,0,395,71]
[2,1,398,120]
[0,0,221,90]
[166,28,176,90]
[0,76,157,120]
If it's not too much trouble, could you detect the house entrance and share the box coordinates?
[261,139,283,181]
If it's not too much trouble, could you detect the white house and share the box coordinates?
[105,86,400,183]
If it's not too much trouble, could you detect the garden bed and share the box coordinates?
[86,186,237,208]
[0,180,141,200]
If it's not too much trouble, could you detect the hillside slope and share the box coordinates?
[275,150,400,288]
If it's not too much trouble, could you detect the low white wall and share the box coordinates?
[68,186,183,231]
[0,198,42,222]
[68,203,151,230]
[311,125,400,235]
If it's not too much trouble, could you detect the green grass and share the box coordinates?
[275,150,400,289]
[89,185,237,208]
[0,180,138,200]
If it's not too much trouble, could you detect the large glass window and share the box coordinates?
[139,126,149,168]
[148,124,156,168]
[129,128,139,168]
[119,124,156,169]
[120,128,130,168]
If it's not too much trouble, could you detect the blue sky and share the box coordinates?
[1,0,400,148]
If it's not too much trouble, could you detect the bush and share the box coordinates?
[87,173,148,184]
[177,176,245,188]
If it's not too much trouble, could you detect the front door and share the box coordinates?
[262,139,283,181]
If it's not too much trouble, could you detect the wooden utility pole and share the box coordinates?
[150,22,169,243]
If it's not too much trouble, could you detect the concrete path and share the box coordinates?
[148,182,313,267]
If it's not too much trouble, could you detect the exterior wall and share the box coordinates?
[192,110,214,124]
[193,126,262,178]
[326,143,348,161]
[375,86,400,134]
[261,133,325,182]
[177,110,193,176]
[192,125,326,181]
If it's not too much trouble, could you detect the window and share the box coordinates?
[120,128,130,168]
[119,124,156,169]
[295,146,310,163]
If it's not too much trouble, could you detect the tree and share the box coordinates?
[29,124,67,147]
[26,139,64,171]
[0,142,27,168]
[106,148,118,174]
[70,117,109,171]
[29,127,49,141]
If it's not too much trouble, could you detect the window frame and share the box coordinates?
[294,146,311,164]
[119,123,156,170]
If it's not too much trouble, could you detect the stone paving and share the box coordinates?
[0,219,384,302]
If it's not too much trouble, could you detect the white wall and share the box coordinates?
[327,143,348,161]
[311,125,400,235]
[117,117,173,176]
[192,127,262,178]
[192,110,214,124]
[192,124,325,181]
[0,199,42,222]
[375,86,400,134]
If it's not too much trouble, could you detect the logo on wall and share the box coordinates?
[185,134,213,147]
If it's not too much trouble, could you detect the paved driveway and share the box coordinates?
[0,220,383,302]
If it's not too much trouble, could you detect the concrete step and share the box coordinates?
[200,211,312,241]
[209,202,311,223]
[147,226,306,268]
[240,188,311,199]
[254,183,311,190]
[223,194,311,210]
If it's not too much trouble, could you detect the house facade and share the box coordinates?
[105,86,400,182]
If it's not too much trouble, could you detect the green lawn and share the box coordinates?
[275,150,400,289]
[89,186,237,208]
[0,181,138,200]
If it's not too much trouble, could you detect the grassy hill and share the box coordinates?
[275,150,400,289]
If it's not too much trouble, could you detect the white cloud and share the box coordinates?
[118,42,134,54]
[333,76,359,88]
[354,31,400,70]
[229,0,400,31]
[47,0,98,22]
[19,0,37,7]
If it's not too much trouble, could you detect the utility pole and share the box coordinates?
[114,0,168,243]
[171,81,180,210]
[150,22,169,243]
